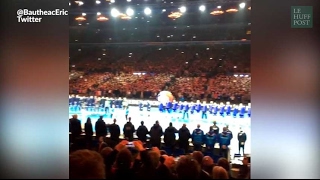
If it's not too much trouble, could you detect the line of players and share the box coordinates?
[91,116,247,157]
[69,95,251,119]
[156,100,251,119]
[69,95,128,112]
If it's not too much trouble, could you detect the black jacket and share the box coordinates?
[164,126,178,146]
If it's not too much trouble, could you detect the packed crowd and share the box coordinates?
[70,116,250,179]
[70,22,250,43]
[69,45,250,102]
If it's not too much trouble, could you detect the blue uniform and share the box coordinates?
[226,130,233,140]
[182,105,189,119]
[192,128,205,151]
[147,102,151,111]
[69,97,74,106]
[190,104,196,114]
[209,105,214,114]
[240,107,246,117]
[248,107,251,117]
[220,106,225,115]
[179,104,184,113]
[159,103,165,112]
[172,102,178,112]
[195,103,201,113]
[218,132,231,149]
[192,129,205,144]
[201,105,208,119]
[218,131,231,159]
[233,107,239,117]
[139,102,143,111]
[226,105,231,115]
[205,131,217,149]
[213,106,218,115]
[166,102,172,113]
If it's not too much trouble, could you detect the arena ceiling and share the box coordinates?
[69,0,251,44]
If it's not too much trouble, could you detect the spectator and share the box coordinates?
[202,156,215,176]
[212,166,229,179]
[164,122,178,155]
[176,155,201,179]
[123,117,135,141]
[70,149,105,179]
[136,121,149,143]
[84,117,93,149]
[69,115,82,144]
[108,119,120,148]
[192,124,205,151]
[178,124,191,154]
[95,116,107,140]
[149,121,163,148]
[217,157,233,179]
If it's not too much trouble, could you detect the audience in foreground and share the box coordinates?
[70,140,250,179]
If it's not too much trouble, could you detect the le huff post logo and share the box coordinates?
[291,6,313,28]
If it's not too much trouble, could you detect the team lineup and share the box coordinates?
[69,91,251,157]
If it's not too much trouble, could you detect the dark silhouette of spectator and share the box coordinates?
[109,119,120,148]
[70,149,105,179]
[164,122,178,155]
[84,117,93,149]
[123,117,135,141]
[95,116,107,140]
[178,124,191,154]
[136,121,149,143]
[69,115,82,144]
[149,121,163,148]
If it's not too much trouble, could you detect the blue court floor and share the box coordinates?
[69,106,251,155]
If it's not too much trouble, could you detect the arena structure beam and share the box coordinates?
[69,40,250,47]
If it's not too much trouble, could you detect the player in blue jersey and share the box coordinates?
[125,106,129,120]
[218,127,232,159]
[192,124,205,151]
[139,101,144,111]
[190,103,196,114]
[182,102,189,119]
[239,105,246,118]
[172,100,178,113]
[195,100,202,113]
[233,105,239,117]
[205,126,218,154]
[219,103,225,116]
[208,103,214,115]
[146,101,151,111]
[166,101,172,113]
[201,102,208,119]
[178,102,184,113]
[226,102,232,116]
[159,102,165,113]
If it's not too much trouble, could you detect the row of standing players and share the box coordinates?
[89,116,247,157]
[156,101,251,118]
[69,96,251,118]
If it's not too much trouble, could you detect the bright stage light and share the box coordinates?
[144,7,151,15]
[217,6,221,9]
[96,0,101,4]
[110,0,115,3]
[82,13,86,16]
[126,8,134,16]
[239,2,246,8]
[179,6,186,13]
[199,5,206,12]
[111,8,120,17]
[127,0,131,2]
[97,12,101,16]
